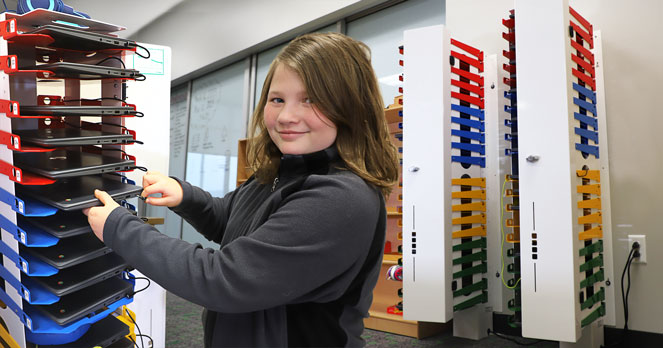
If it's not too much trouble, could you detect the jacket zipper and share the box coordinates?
[271,177,279,192]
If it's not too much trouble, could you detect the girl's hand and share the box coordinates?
[83,189,119,242]
[141,171,184,207]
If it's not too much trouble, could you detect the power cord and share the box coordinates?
[96,56,126,69]
[487,328,544,346]
[63,96,127,103]
[126,307,153,348]
[135,44,151,59]
[88,146,130,156]
[601,241,640,348]
[123,273,154,348]
[132,276,152,295]
[128,335,138,348]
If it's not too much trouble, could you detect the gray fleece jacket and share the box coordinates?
[103,147,386,347]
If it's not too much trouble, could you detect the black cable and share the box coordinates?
[63,96,127,103]
[126,307,145,348]
[621,250,636,347]
[122,273,153,348]
[135,44,151,59]
[126,307,154,348]
[93,147,129,156]
[487,329,544,346]
[603,246,638,348]
[623,248,637,345]
[136,334,154,348]
[132,276,151,295]
[96,56,126,69]
[576,168,589,177]
[128,335,138,348]
[622,249,635,329]
[134,73,147,81]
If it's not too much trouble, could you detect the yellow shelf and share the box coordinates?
[365,288,449,339]
[387,207,402,216]
[383,253,401,265]
[385,105,403,124]
[236,139,252,187]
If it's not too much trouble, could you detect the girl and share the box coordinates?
[85,32,400,347]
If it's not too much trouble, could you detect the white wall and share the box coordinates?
[447,0,663,335]
[129,0,391,84]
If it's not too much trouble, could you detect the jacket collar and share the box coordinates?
[278,146,341,179]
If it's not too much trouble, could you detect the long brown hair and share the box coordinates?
[247,32,400,197]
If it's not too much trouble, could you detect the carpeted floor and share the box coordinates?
[165,292,557,347]
[166,292,204,347]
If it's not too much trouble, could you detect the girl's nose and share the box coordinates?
[277,103,300,124]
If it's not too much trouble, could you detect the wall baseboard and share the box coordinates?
[604,326,663,348]
[492,313,663,347]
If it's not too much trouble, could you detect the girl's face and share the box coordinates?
[264,64,337,155]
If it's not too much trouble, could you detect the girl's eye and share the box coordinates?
[270,97,284,103]
[304,98,312,104]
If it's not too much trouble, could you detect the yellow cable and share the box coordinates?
[500,175,521,289]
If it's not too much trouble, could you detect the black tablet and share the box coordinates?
[108,337,134,348]
[14,128,134,147]
[17,210,91,238]
[19,232,110,269]
[39,314,130,348]
[14,149,134,179]
[28,276,133,326]
[27,252,128,296]
[19,105,139,117]
[26,25,137,51]
[22,62,140,80]
[15,175,143,211]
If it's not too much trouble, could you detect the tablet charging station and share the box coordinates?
[0,9,170,347]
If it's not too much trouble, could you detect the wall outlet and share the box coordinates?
[628,234,646,264]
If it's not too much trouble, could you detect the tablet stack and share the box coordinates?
[0,10,145,347]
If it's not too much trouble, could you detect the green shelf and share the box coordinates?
[581,287,605,311]
[452,238,486,252]
[453,262,487,279]
[453,291,487,312]
[580,268,604,289]
[579,240,603,257]
[453,278,487,297]
[579,254,604,272]
[453,250,486,265]
[581,302,605,327]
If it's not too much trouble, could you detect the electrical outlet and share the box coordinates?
[628,234,646,264]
